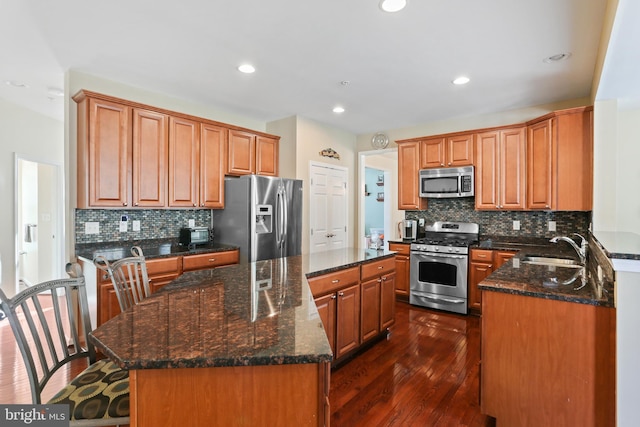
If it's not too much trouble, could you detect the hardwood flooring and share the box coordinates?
[2,301,494,426]
[330,302,496,427]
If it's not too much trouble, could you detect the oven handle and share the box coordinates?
[414,294,466,305]
[411,252,467,260]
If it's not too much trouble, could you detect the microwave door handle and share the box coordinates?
[458,174,462,196]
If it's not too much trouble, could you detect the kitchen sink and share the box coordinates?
[521,255,583,268]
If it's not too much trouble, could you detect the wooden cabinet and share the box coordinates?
[199,123,226,208]
[468,249,515,314]
[182,249,239,272]
[475,127,526,210]
[481,291,615,427]
[389,242,410,301]
[360,257,396,344]
[397,141,427,210]
[132,108,168,207]
[309,267,361,359]
[75,96,132,208]
[227,130,279,177]
[421,133,474,168]
[168,116,200,207]
[526,106,593,211]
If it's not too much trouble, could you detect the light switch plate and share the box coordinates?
[133,220,141,232]
[513,220,520,231]
[85,222,99,234]
[188,219,195,227]
[119,221,128,232]
[548,221,557,232]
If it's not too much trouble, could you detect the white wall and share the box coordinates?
[615,108,640,234]
[267,116,297,180]
[0,98,63,297]
[592,99,619,231]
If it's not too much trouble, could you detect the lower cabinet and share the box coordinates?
[389,242,410,301]
[468,249,516,315]
[309,257,396,363]
[182,249,240,272]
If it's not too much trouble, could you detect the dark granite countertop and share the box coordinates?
[76,238,239,261]
[475,235,613,307]
[88,248,394,370]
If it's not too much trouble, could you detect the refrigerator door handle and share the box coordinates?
[282,187,288,249]
[276,188,284,248]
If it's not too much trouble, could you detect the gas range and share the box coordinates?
[410,221,479,255]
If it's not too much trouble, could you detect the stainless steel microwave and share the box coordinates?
[419,166,474,198]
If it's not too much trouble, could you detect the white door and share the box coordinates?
[309,163,348,253]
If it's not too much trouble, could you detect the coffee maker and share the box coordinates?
[401,220,417,240]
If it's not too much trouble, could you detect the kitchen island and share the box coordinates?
[88,248,395,427]
[477,236,615,427]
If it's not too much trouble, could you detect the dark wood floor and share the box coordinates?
[330,302,496,427]
[2,301,495,426]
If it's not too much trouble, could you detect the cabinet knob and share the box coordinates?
[338,292,344,297]
[193,203,197,207]
[123,202,127,206]
[378,278,382,283]
[201,203,205,207]
[331,294,337,300]
[134,202,139,206]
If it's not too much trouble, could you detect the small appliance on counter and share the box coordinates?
[400,220,417,240]
[179,226,213,247]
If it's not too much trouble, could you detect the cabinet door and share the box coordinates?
[314,293,336,355]
[398,141,427,210]
[336,283,360,359]
[227,129,256,176]
[447,133,474,166]
[255,135,279,176]
[87,98,131,207]
[360,278,381,343]
[168,117,200,207]
[494,251,516,269]
[556,109,593,211]
[475,131,499,210]
[468,262,493,314]
[527,119,554,209]
[499,127,526,210]
[98,283,123,326]
[200,123,226,208]
[380,272,396,330]
[394,255,410,297]
[132,109,168,207]
[420,138,446,168]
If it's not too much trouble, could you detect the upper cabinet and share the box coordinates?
[420,133,474,168]
[526,107,593,211]
[226,130,279,176]
[73,90,280,209]
[475,127,526,210]
[397,141,427,210]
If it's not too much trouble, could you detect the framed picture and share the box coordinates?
[376,174,384,186]
[377,192,384,201]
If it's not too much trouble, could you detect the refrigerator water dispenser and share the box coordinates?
[255,205,272,234]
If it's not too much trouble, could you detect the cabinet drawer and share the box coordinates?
[182,250,239,271]
[471,249,493,263]
[389,242,410,255]
[361,257,395,281]
[146,256,181,276]
[307,267,360,297]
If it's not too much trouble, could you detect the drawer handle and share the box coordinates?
[331,279,340,284]
[208,258,216,262]
[377,266,384,269]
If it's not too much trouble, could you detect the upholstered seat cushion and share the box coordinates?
[48,359,129,422]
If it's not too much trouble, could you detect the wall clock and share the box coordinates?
[371,132,389,149]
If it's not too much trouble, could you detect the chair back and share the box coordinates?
[94,246,151,312]
[0,263,95,404]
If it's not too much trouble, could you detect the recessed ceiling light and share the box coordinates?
[238,64,256,74]
[4,80,29,88]
[380,0,407,13]
[543,52,572,63]
[452,76,470,85]
[333,106,345,114]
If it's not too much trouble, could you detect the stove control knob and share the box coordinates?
[434,247,439,251]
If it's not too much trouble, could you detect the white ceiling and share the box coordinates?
[0,0,622,135]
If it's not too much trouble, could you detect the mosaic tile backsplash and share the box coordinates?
[405,198,591,238]
[75,209,212,244]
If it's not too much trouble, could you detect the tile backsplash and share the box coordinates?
[405,198,591,238]
[75,209,212,244]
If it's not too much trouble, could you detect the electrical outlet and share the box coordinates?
[133,220,141,232]
[513,220,520,231]
[548,221,557,232]
[188,219,195,227]
[418,218,425,227]
[85,222,99,234]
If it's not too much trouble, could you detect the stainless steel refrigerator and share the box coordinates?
[212,175,303,263]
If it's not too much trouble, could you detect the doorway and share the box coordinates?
[358,149,402,249]
[15,155,64,292]
[309,162,348,253]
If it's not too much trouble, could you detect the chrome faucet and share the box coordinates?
[549,233,588,265]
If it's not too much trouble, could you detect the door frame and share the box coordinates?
[14,153,65,294]
[309,161,349,253]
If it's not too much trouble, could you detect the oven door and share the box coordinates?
[410,251,468,299]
